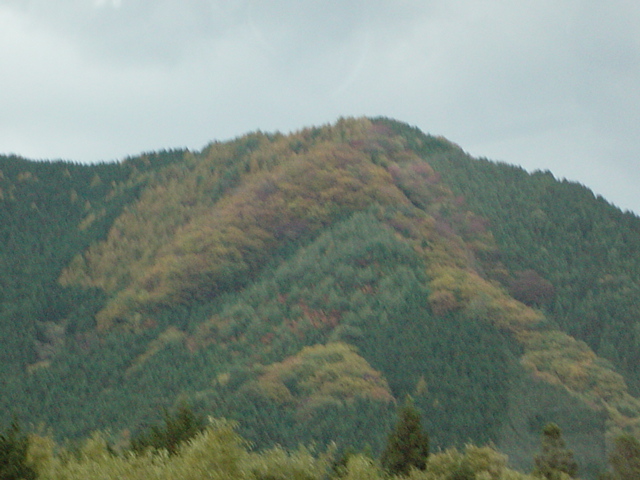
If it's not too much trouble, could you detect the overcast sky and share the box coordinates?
[1,1,639,214]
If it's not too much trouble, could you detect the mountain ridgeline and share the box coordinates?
[2,117,640,477]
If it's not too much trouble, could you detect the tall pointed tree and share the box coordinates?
[533,423,578,480]
[380,396,430,476]
[130,403,206,455]
[0,421,36,480]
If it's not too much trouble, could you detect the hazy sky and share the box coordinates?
[1,1,639,213]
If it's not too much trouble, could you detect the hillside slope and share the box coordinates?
[2,118,640,478]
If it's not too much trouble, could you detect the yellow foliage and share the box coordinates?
[395,168,640,442]
[52,117,640,446]
[341,454,384,480]
[17,171,37,182]
[247,445,332,480]
[126,327,186,375]
[90,174,102,187]
[26,419,337,480]
[26,434,58,479]
[406,445,536,480]
[253,342,394,411]
[78,211,98,231]
[519,330,629,405]
[68,121,412,327]
[424,263,542,334]
[26,360,51,374]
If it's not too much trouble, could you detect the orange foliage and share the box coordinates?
[80,120,417,326]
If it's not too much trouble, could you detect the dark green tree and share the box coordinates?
[130,404,206,455]
[0,421,36,480]
[380,397,430,476]
[533,423,578,479]
[609,434,640,480]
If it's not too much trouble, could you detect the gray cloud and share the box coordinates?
[0,1,638,213]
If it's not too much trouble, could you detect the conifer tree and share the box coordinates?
[0,421,36,480]
[533,423,578,480]
[380,396,430,476]
[131,403,206,455]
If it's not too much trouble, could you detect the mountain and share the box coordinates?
[1,117,640,478]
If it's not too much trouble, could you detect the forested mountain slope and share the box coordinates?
[2,118,640,478]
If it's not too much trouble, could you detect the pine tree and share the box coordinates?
[131,404,206,455]
[0,421,36,480]
[380,397,430,476]
[533,423,578,480]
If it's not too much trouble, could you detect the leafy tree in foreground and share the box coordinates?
[533,423,578,480]
[0,421,36,480]
[130,404,206,455]
[609,434,640,480]
[380,396,430,476]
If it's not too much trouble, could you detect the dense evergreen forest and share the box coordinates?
[2,117,640,479]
